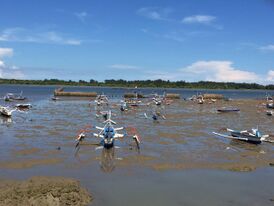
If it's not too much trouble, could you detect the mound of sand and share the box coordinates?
[0,176,92,206]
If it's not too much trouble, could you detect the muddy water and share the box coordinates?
[0,85,274,205]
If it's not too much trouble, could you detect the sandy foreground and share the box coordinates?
[0,176,92,206]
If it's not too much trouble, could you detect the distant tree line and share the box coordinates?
[0,78,273,90]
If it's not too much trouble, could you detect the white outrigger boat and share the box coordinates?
[213,128,273,144]
[144,110,166,121]
[152,97,162,106]
[76,111,140,149]
[4,91,26,101]
[148,92,171,106]
[0,106,16,117]
[94,94,109,106]
[120,100,128,111]
[266,110,273,116]
[93,111,124,149]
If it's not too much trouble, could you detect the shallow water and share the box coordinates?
[0,85,273,205]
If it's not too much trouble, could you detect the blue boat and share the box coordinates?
[93,111,125,149]
[76,111,141,149]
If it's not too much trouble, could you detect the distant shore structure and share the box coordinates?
[54,87,97,97]
[124,93,180,99]
[53,87,181,99]
[202,93,224,100]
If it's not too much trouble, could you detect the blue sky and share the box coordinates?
[0,0,274,83]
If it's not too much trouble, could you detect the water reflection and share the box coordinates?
[0,116,12,125]
[229,139,266,153]
[74,145,120,173]
[100,148,116,173]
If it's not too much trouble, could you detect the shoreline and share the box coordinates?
[1,83,274,92]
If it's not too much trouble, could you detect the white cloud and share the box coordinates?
[260,44,274,51]
[182,15,216,24]
[267,70,274,81]
[137,7,172,21]
[0,48,13,58]
[109,64,140,70]
[0,48,25,79]
[0,27,82,45]
[74,11,88,22]
[180,61,259,82]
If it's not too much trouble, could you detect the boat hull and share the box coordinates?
[266,103,274,109]
[103,142,114,149]
[217,108,240,112]
[231,131,262,144]
[0,111,12,117]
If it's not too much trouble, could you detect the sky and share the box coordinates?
[0,0,274,84]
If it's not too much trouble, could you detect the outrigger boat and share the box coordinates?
[152,97,162,106]
[0,106,16,117]
[149,92,173,106]
[4,94,13,102]
[148,93,164,106]
[76,111,140,149]
[213,128,273,144]
[120,100,128,111]
[144,111,166,121]
[94,94,109,106]
[4,91,26,101]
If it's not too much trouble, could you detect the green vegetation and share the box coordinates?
[0,78,273,90]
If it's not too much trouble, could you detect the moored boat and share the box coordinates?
[0,106,16,117]
[94,94,109,106]
[217,107,240,113]
[4,91,26,101]
[266,103,274,109]
[213,128,271,144]
[228,128,263,144]
[266,110,273,116]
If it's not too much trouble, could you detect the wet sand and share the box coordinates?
[0,99,273,171]
[0,176,92,206]
[0,97,273,205]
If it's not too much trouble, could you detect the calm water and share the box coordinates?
[0,84,273,206]
[0,84,274,100]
